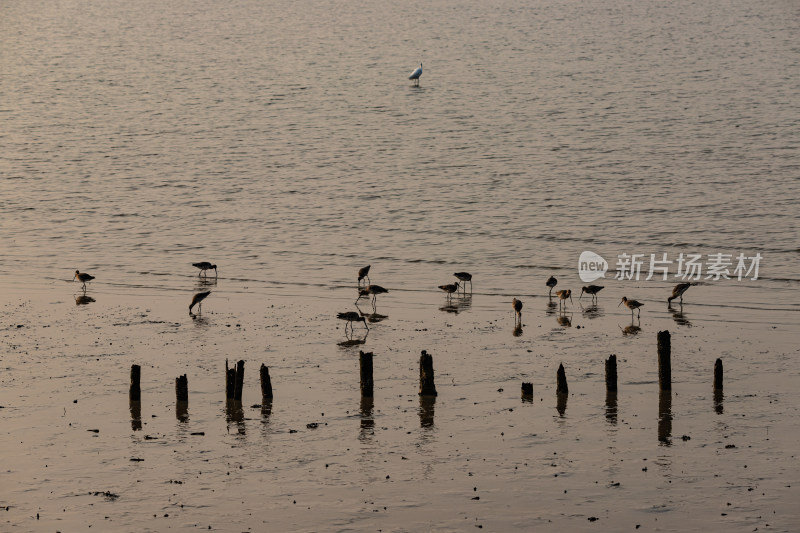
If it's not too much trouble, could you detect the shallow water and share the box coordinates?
[1,0,799,530]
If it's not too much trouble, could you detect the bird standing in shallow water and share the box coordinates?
[667,282,691,304]
[580,285,604,301]
[512,298,523,325]
[546,276,558,296]
[337,311,369,334]
[358,265,371,287]
[192,262,217,277]
[454,272,472,293]
[556,289,573,309]
[356,284,389,308]
[439,282,459,300]
[189,291,211,314]
[619,296,644,318]
[409,63,422,86]
[74,270,95,290]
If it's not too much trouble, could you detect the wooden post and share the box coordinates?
[225,359,235,400]
[521,382,533,396]
[658,389,672,445]
[419,350,437,396]
[605,355,617,392]
[657,330,671,391]
[359,351,374,398]
[175,374,188,402]
[714,358,723,390]
[260,364,273,399]
[130,364,141,401]
[234,360,245,401]
[557,363,568,394]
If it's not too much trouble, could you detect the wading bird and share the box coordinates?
[667,282,691,304]
[192,262,217,277]
[337,311,369,334]
[358,265,371,287]
[556,289,573,309]
[546,276,558,296]
[73,270,95,290]
[356,284,389,307]
[513,298,523,324]
[580,285,604,301]
[618,296,644,318]
[409,63,422,86]
[189,291,211,314]
[454,272,472,293]
[439,282,459,300]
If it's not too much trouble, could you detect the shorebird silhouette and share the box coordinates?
[356,284,388,308]
[439,282,459,300]
[337,311,369,334]
[454,272,472,293]
[512,298,523,325]
[619,296,644,318]
[580,285,604,301]
[546,276,558,296]
[667,282,691,304]
[73,270,95,290]
[409,63,422,86]
[192,262,217,277]
[358,265,371,287]
[189,291,211,314]
[556,289,573,309]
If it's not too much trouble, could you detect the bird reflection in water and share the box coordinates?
[579,302,603,319]
[512,324,523,337]
[354,303,388,323]
[620,318,642,336]
[196,276,217,289]
[668,302,692,327]
[556,313,572,327]
[440,294,471,314]
[338,328,368,348]
[75,294,96,306]
[545,296,558,316]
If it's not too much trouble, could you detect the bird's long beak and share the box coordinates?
[570,295,573,304]
[617,300,623,307]
[579,290,583,299]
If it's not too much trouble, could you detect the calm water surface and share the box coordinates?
[1,0,799,530]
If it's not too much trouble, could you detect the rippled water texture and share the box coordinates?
[1,0,799,530]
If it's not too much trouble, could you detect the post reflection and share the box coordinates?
[176,401,189,423]
[130,401,142,431]
[225,400,246,435]
[359,396,375,439]
[658,390,672,446]
[419,396,435,428]
[261,398,273,422]
[556,392,568,417]
[713,389,724,415]
[605,390,618,425]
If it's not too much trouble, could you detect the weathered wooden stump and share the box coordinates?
[360,395,375,431]
[521,382,533,396]
[129,364,141,401]
[130,401,142,431]
[225,359,236,400]
[714,358,723,390]
[359,350,374,398]
[605,354,617,392]
[605,389,618,425]
[260,363,273,399]
[175,374,188,402]
[657,330,671,391]
[556,363,569,395]
[234,360,245,401]
[419,350,437,396]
